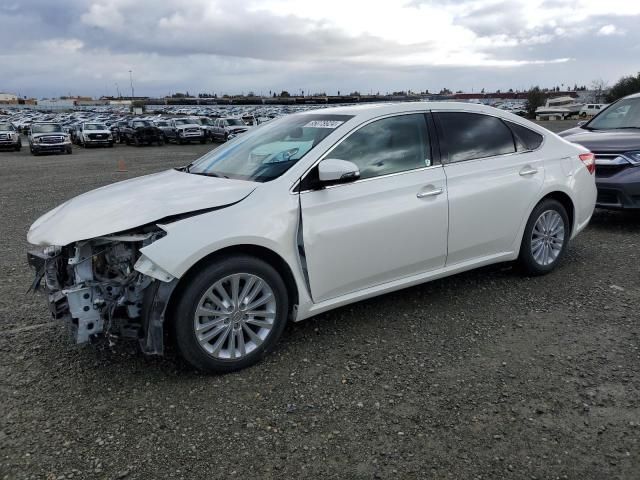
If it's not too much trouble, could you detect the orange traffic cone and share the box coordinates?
[116,159,128,172]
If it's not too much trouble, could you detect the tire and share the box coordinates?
[66,147,72,155]
[224,133,229,142]
[108,142,114,148]
[173,255,289,373]
[518,198,570,276]
[580,112,587,118]
[200,137,206,144]
[15,142,21,151]
[157,138,165,146]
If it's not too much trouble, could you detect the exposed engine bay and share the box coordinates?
[28,230,175,353]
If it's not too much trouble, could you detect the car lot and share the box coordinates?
[1,120,639,479]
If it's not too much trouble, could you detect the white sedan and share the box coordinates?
[27,102,597,372]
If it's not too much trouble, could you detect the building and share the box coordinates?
[0,92,19,104]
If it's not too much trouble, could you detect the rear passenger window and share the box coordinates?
[506,121,544,151]
[329,114,431,180]
[436,112,515,163]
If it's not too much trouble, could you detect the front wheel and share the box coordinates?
[518,199,570,276]
[172,255,289,373]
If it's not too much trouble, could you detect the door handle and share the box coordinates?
[417,187,444,198]
[519,166,538,176]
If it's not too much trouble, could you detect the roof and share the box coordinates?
[305,101,501,117]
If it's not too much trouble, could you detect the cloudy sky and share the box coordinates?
[1,0,639,98]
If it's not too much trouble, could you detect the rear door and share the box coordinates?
[300,113,449,302]
[434,111,545,265]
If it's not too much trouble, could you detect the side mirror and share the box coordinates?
[577,120,587,127]
[318,159,360,185]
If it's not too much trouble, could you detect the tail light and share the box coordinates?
[579,152,595,174]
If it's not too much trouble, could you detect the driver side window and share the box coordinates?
[329,114,431,180]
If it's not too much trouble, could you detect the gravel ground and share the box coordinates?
[1,120,639,479]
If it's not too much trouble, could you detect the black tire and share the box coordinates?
[200,137,206,144]
[66,147,72,155]
[108,142,114,148]
[172,255,289,373]
[157,138,165,146]
[224,133,229,142]
[518,198,570,276]
[15,142,21,151]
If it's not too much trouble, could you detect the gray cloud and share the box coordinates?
[0,0,638,98]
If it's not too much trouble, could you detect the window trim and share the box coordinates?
[433,110,545,165]
[292,111,438,194]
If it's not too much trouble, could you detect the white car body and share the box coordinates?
[27,102,596,367]
[579,104,608,117]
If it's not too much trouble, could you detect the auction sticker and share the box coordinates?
[304,120,344,129]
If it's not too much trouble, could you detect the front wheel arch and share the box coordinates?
[165,245,300,333]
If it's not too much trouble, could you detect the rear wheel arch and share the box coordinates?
[541,191,574,236]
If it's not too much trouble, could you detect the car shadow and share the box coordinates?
[588,209,640,233]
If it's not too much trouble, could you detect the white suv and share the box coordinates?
[27,103,596,372]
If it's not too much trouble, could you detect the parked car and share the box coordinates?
[120,120,165,146]
[76,122,114,148]
[579,104,608,118]
[27,103,596,372]
[194,117,216,142]
[164,118,206,144]
[211,117,250,142]
[0,121,22,151]
[559,92,640,210]
[110,121,129,143]
[28,122,72,155]
[153,119,173,142]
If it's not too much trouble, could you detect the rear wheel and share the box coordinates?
[173,255,289,373]
[518,199,570,275]
[15,141,21,151]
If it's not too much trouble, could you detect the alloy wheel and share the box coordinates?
[530,210,565,266]
[193,273,276,360]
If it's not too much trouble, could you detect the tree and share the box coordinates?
[591,78,608,103]
[279,91,290,97]
[525,87,547,118]
[605,73,640,103]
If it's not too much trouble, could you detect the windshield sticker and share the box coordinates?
[303,120,344,129]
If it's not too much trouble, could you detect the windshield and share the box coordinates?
[188,114,354,182]
[132,121,151,128]
[84,123,107,130]
[200,118,212,125]
[0,123,15,131]
[32,124,63,134]
[174,119,192,125]
[587,97,640,130]
[156,121,169,127]
[226,118,245,126]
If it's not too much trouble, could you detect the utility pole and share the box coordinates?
[115,83,121,98]
[129,70,135,98]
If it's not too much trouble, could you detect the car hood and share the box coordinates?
[84,129,111,135]
[31,132,65,138]
[28,169,257,246]
[558,128,640,152]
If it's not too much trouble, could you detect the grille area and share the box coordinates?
[593,152,630,178]
[88,133,108,140]
[40,135,64,144]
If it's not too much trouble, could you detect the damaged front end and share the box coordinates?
[28,230,177,354]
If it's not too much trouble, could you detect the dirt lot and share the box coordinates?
[1,120,639,479]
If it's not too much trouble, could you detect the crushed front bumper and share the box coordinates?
[27,249,103,343]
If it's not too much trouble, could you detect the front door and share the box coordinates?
[300,113,449,303]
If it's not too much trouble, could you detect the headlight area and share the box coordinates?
[27,228,175,354]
